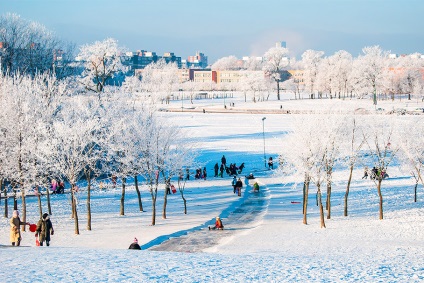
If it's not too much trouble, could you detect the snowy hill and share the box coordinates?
[1,95,423,282]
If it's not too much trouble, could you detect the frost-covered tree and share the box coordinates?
[340,116,365,216]
[356,46,388,105]
[0,13,74,77]
[47,97,107,234]
[141,59,179,104]
[211,56,240,70]
[263,46,290,100]
[362,116,400,220]
[76,38,127,95]
[301,49,324,99]
[328,50,353,99]
[398,118,424,202]
[242,56,263,71]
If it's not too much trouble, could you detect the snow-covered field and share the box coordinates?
[1,93,423,282]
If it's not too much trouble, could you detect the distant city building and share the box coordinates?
[187,52,208,69]
[276,41,287,48]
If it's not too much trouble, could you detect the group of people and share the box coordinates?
[214,155,245,178]
[362,166,389,180]
[9,210,54,247]
[51,179,65,194]
[194,167,207,180]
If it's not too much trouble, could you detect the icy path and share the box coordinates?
[149,179,270,253]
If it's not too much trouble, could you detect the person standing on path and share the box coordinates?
[235,178,243,197]
[232,176,237,193]
[214,163,219,177]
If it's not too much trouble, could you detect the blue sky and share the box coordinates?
[1,0,423,63]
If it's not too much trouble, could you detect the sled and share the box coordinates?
[35,236,40,246]
[29,223,37,232]
[291,201,301,204]
[171,185,177,194]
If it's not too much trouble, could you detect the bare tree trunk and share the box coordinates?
[46,184,52,215]
[414,180,418,203]
[162,179,170,219]
[377,179,384,220]
[326,166,332,220]
[303,178,309,225]
[120,177,126,216]
[276,80,280,100]
[317,186,326,228]
[3,183,8,218]
[21,188,27,232]
[37,187,43,219]
[134,176,144,212]
[86,171,92,231]
[151,197,156,225]
[71,184,79,234]
[344,165,354,216]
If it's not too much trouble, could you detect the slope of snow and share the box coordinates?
[1,95,423,282]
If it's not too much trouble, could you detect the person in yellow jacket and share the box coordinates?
[10,210,30,246]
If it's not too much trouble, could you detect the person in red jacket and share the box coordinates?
[209,217,224,230]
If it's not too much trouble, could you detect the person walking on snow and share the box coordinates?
[235,178,243,196]
[221,155,226,167]
[10,210,30,246]
[232,176,237,193]
[214,163,219,177]
[219,164,224,178]
[35,213,54,246]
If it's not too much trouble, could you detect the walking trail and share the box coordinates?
[148,178,270,253]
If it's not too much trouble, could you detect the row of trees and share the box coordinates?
[279,113,424,228]
[4,13,423,108]
[0,72,197,234]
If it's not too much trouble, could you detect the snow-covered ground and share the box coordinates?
[1,93,423,282]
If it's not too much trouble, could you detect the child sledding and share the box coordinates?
[208,216,224,230]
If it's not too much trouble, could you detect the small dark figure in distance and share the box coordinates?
[232,176,237,194]
[235,178,243,197]
[246,173,255,180]
[253,182,260,192]
[35,213,54,247]
[209,217,224,230]
[238,163,245,174]
[214,163,219,177]
[129,237,141,250]
[268,157,274,169]
[362,167,368,179]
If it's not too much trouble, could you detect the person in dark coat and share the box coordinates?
[203,167,207,180]
[221,155,226,166]
[231,176,237,194]
[36,213,54,247]
[214,163,219,177]
[219,164,224,178]
[129,237,141,250]
[235,178,243,196]
[268,157,274,169]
